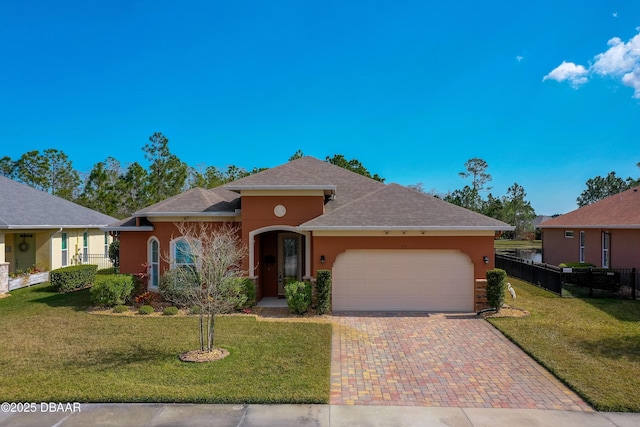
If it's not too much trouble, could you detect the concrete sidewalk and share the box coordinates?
[1,404,639,427]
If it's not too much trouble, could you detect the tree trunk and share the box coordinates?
[199,314,205,351]
[207,313,215,352]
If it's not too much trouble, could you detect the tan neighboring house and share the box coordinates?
[107,157,512,312]
[0,176,117,293]
[540,186,640,268]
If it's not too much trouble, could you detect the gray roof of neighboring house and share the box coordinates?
[0,176,118,229]
[109,156,512,231]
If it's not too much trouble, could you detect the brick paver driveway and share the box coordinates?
[330,313,592,411]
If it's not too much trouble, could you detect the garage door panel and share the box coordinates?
[332,249,473,312]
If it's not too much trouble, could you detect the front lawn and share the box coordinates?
[0,284,332,403]
[489,278,640,412]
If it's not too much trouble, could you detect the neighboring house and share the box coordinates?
[533,215,554,239]
[0,176,118,293]
[106,157,512,312]
[539,186,640,269]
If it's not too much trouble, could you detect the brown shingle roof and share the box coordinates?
[224,156,384,212]
[112,156,512,231]
[540,186,640,228]
[135,187,240,215]
[300,183,512,230]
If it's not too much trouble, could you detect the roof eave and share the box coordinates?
[298,225,515,231]
[101,226,154,232]
[224,184,336,194]
[540,224,640,229]
[133,211,239,218]
[1,225,114,230]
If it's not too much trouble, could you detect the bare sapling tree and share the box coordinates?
[160,222,246,354]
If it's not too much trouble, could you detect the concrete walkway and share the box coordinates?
[331,313,590,410]
[1,403,639,426]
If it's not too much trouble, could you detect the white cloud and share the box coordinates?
[516,55,524,62]
[544,30,640,97]
[542,61,588,87]
[592,35,640,76]
[613,12,618,18]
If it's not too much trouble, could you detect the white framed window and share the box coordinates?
[602,232,610,268]
[82,232,89,264]
[565,230,574,238]
[171,237,198,269]
[61,232,68,266]
[104,232,109,258]
[579,231,585,263]
[148,237,160,289]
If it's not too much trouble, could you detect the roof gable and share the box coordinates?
[0,176,118,229]
[540,186,640,228]
[223,156,385,211]
[135,187,240,216]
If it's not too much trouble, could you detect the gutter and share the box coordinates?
[298,225,515,231]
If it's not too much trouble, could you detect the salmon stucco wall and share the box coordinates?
[118,221,241,277]
[311,235,495,279]
[543,228,640,268]
[240,195,323,271]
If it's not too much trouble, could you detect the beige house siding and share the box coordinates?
[1,229,111,274]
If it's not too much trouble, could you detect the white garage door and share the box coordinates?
[332,249,474,312]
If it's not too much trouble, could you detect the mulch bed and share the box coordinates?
[179,348,230,363]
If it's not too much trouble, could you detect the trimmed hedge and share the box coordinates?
[285,281,312,315]
[50,265,98,292]
[486,268,507,311]
[316,270,332,315]
[90,275,134,307]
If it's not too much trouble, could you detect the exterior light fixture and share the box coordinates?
[320,255,325,264]
[483,256,489,264]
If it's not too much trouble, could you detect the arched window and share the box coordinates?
[148,237,160,289]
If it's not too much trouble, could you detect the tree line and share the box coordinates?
[0,133,383,219]
[2,133,637,238]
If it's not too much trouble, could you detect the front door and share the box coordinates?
[277,233,302,296]
[14,233,36,272]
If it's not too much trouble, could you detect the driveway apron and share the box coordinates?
[330,313,592,411]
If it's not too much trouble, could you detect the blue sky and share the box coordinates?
[1,1,639,215]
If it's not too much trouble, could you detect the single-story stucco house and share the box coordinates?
[539,185,640,269]
[107,156,513,312]
[0,175,118,293]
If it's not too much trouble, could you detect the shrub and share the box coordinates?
[108,240,120,268]
[163,306,179,316]
[241,278,257,308]
[559,262,596,268]
[90,275,134,307]
[50,265,98,292]
[190,305,202,315]
[486,268,507,311]
[285,280,312,315]
[138,305,154,315]
[97,267,119,275]
[159,267,197,308]
[134,291,155,307]
[316,270,332,315]
[229,277,256,310]
[113,304,129,313]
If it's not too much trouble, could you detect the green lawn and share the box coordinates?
[489,278,640,412]
[494,239,542,249]
[0,284,332,403]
